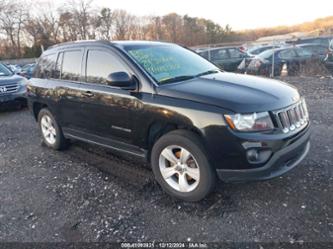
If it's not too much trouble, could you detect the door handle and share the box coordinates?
[82,91,94,97]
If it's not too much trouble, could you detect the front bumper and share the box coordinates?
[0,86,27,104]
[217,125,311,182]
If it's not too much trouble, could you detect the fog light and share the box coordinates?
[246,149,272,164]
[247,149,259,162]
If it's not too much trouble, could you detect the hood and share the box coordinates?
[157,72,300,113]
[0,74,25,86]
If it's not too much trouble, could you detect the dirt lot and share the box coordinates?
[0,76,332,244]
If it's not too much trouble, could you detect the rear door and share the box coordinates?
[211,48,230,70]
[55,49,85,130]
[227,48,247,71]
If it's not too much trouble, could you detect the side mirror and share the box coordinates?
[106,72,137,90]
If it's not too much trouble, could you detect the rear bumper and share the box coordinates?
[217,126,311,182]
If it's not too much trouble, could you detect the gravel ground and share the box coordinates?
[0,76,332,244]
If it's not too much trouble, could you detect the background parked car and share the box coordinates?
[246,46,315,76]
[0,63,27,109]
[198,46,248,72]
[19,63,36,79]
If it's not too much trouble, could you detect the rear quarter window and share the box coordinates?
[34,53,57,79]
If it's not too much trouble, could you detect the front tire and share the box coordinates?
[38,108,68,150]
[151,130,216,202]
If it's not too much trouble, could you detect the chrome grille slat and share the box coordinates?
[274,99,309,133]
[0,83,19,95]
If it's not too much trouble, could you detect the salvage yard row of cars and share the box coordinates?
[196,36,333,76]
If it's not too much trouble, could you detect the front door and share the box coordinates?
[77,48,138,144]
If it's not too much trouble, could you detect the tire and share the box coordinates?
[38,108,68,150]
[151,130,216,202]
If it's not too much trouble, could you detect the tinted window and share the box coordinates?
[86,50,128,84]
[295,48,312,57]
[278,49,297,59]
[34,53,57,78]
[61,50,83,81]
[211,49,229,60]
[303,46,326,55]
[199,51,209,59]
[228,48,243,58]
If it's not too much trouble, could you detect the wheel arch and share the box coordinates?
[146,120,205,160]
[32,102,48,121]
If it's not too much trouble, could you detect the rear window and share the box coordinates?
[61,50,83,81]
[211,49,229,60]
[302,46,326,55]
[228,48,243,58]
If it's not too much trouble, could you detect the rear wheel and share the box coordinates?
[151,130,216,202]
[38,108,68,150]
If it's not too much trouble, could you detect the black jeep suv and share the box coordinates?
[27,41,311,201]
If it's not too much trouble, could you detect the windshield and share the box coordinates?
[0,64,13,76]
[257,49,274,59]
[296,47,313,57]
[124,44,219,85]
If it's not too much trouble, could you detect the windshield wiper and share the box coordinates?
[158,69,220,85]
[195,69,220,77]
[159,75,195,84]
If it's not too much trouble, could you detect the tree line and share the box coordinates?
[1,0,332,59]
[0,0,236,59]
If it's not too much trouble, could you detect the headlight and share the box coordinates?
[18,78,27,86]
[224,112,274,132]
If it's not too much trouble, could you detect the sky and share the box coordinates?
[87,0,332,30]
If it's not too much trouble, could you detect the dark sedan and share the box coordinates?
[0,63,27,108]
[198,46,248,72]
[246,46,316,76]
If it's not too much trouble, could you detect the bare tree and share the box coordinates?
[65,0,94,40]
[0,0,28,57]
[113,9,133,40]
[98,7,113,40]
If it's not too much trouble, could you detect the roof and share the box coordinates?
[47,40,172,52]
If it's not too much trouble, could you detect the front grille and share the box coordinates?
[0,83,19,95]
[273,99,309,133]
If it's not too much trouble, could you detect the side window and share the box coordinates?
[211,49,229,60]
[199,51,208,59]
[278,49,297,60]
[228,48,243,58]
[61,50,83,81]
[34,53,57,79]
[86,49,128,84]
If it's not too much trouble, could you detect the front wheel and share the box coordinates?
[38,108,68,150]
[151,130,216,202]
